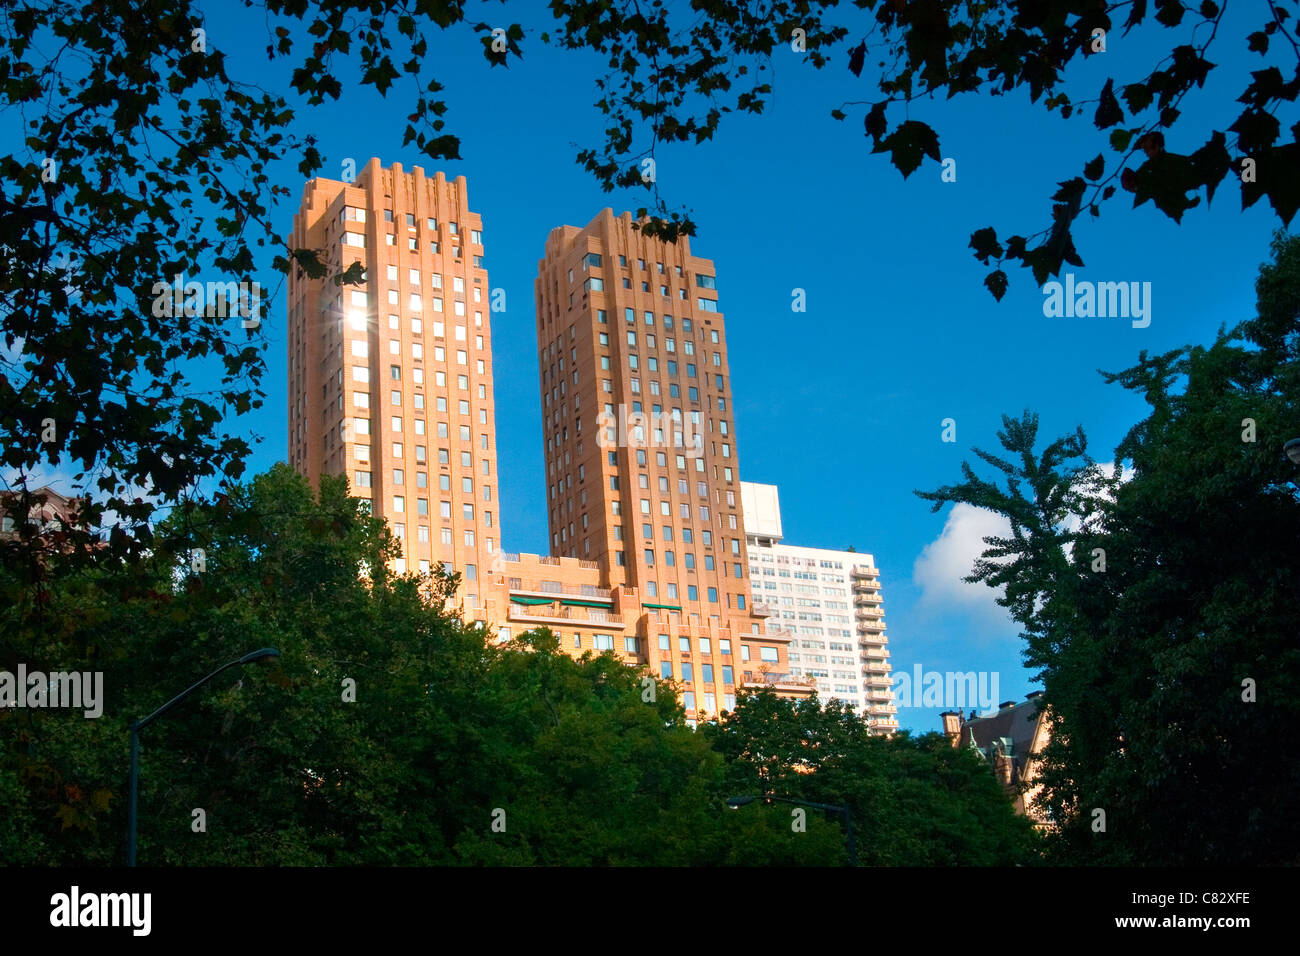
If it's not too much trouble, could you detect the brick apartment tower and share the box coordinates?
[531,210,810,716]
[287,159,503,613]
[287,163,813,721]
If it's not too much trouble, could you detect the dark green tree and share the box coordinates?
[916,232,1300,865]
[4,2,1298,557]
[546,0,1300,295]
[0,463,841,865]
[704,690,1041,865]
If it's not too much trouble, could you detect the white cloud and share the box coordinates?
[1061,461,1134,557]
[914,464,1136,625]
[912,503,1012,624]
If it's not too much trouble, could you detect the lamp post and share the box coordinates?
[126,647,280,866]
[727,794,857,866]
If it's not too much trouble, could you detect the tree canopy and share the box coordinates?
[704,689,1041,865]
[1,463,1039,865]
[4,1,1297,542]
[917,230,1300,864]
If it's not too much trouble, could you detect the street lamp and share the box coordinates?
[726,794,857,866]
[1285,438,1300,467]
[126,647,280,866]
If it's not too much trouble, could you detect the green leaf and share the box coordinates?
[873,119,940,177]
[848,42,866,78]
[1155,0,1186,27]
[864,101,888,140]
[1122,82,1154,113]
[984,269,1009,301]
[1241,142,1300,223]
[969,226,1003,263]
[1094,79,1123,129]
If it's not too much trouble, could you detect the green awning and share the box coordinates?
[642,602,683,611]
[560,598,612,608]
[509,596,556,606]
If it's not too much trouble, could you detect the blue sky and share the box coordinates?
[181,5,1286,733]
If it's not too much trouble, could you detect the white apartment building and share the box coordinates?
[742,481,898,733]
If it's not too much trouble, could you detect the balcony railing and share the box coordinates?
[741,670,817,689]
[497,552,599,572]
[509,581,611,599]
[508,603,624,627]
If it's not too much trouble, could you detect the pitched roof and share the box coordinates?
[963,696,1045,780]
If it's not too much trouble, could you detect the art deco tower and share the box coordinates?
[287,160,502,612]
[531,210,807,712]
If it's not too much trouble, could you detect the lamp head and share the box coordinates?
[726,795,757,809]
[1285,438,1300,466]
[239,648,281,665]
